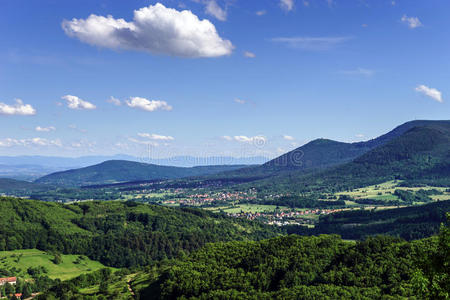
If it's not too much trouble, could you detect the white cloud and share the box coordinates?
[234,98,246,104]
[62,95,96,110]
[401,15,422,29]
[244,51,256,58]
[339,67,374,77]
[0,137,62,148]
[35,126,56,132]
[280,0,294,12]
[271,36,352,51]
[283,135,294,140]
[355,133,365,138]
[415,85,443,103]
[233,135,267,144]
[128,137,159,146]
[137,133,175,140]
[0,99,36,116]
[256,10,266,16]
[126,97,173,112]
[62,3,233,58]
[68,124,87,133]
[107,96,121,106]
[204,0,227,21]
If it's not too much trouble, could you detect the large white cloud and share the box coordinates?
[62,3,233,58]
[126,97,172,112]
[138,133,175,141]
[0,99,36,116]
[415,85,443,103]
[62,95,96,110]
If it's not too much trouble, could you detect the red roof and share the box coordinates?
[0,277,16,282]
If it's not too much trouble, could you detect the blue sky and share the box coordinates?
[0,0,448,158]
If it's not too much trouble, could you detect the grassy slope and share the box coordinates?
[0,249,108,280]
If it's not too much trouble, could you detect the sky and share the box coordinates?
[0,0,449,159]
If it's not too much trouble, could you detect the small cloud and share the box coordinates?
[137,133,175,141]
[128,137,159,146]
[361,23,368,28]
[280,0,294,12]
[234,98,246,104]
[339,67,374,77]
[62,95,96,110]
[303,1,310,7]
[256,10,266,16]
[401,15,422,29]
[126,97,173,112]
[222,135,232,141]
[68,124,87,133]
[233,135,267,144]
[415,85,443,103]
[107,96,121,106]
[35,126,56,132]
[355,133,365,138]
[243,51,256,58]
[283,135,294,140]
[0,99,36,116]
[271,36,353,51]
[326,0,334,7]
[204,0,227,21]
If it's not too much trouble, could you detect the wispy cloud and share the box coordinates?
[137,133,175,141]
[339,67,374,77]
[0,137,62,147]
[62,95,96,110]
[234,98,246,104]
[280,0,294,12]
[0,99,36,116]
[401,15,422,29]
[204,0,227,21]
[35,126,56,132]
[271,36,353,51]
[107,96,121,106]
[126,97,173,112]
[415,85,443,103]
[62,3,233,58]
[256,10,266,16]
[283,135,294,140]
[244,51,256,58]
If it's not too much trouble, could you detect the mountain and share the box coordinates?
[211,120,450,183]
[35,160,250,186]
[255,121,450,193]
[0,155,268,168]
[0,178,51,194]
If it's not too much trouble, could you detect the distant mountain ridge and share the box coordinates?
[35,160,250,187]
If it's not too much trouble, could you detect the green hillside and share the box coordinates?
[252,123,450,194]
[0,197,279,268]
[35,160,247,186]
[0,249,108,280]
[0,178,51,193]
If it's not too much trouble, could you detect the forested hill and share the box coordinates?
[0,197,279,268]
[252,122,450,193]
[35,160,248,186]
[203,120,450,182]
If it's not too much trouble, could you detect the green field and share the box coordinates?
[336,180,449,201]
[0,249,110,280]
[206,204,287,214]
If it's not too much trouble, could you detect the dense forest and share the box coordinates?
[36,216,449,299]
[0,197,279,268]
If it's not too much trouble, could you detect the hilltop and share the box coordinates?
[35,160,248,187]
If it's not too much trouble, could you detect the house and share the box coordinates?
[0,277,16,286]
